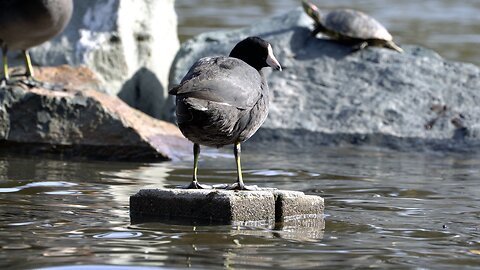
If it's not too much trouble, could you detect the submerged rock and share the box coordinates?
[27,0,179,119]
[0,66,190,161]
[168,8,480,152]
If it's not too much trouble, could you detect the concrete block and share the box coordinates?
[273,190,325,223]
[130,189,276,226]
[130,188,324,227]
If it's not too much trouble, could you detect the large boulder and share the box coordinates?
[0,66,190,161]
[28,0,179,119]
[168,8,480,152]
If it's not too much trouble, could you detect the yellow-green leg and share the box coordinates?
[19,49,47,88]
[185,143,210,189]
[22,50,35,79]
[233,142,246,190]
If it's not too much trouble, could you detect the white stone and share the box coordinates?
[30,0,179,119]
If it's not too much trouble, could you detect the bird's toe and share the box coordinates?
[183,181,212,189]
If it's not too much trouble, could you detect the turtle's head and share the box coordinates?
[302,0,321,22]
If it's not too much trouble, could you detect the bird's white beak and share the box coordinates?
[266,44,282,71]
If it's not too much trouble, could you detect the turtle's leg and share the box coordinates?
[311,25,322,37]
[184,143,211,189]
[1,44,9,85]
[385,40,404,53]
[311,23,330,37]
[350,41,369,52]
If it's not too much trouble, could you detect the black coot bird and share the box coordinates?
[0,0,73,84]
[169,36,282,190]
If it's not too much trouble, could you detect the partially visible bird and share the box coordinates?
[169,36,282,190]
[0,0,73,85]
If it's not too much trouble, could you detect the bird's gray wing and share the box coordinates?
[169,56,264,109]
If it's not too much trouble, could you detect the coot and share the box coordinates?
[0,0,73,83]
[169,36,282,190]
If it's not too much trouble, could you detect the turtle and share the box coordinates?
[302,0,403,53]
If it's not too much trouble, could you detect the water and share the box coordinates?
[176,0,480,66]
[1,145,480,269]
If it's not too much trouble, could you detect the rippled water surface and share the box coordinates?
[176,0,480,66]
[1,145,480,269]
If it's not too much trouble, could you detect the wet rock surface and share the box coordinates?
[168,8,480,152]
[0,66,190,161]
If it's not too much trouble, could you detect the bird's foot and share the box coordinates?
[0,77,17,88]
[213,183,278,191]
[181,181,212,189]
[225,183,259,191]
[16,76,65,91]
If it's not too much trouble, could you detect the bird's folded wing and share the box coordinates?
[169,57,264,109]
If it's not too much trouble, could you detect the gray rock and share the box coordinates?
[130,188,324,226]
[28,0,179,119]
[0,66,190,161]
[168,8,480,152]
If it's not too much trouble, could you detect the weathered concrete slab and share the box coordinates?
[130,188,324,227]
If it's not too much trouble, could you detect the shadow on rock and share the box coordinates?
[289,27,353,61]
[118,67,166,120]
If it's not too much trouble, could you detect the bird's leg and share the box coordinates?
[1,44,9,85]
[19,50,43,88]
[224,142,250,190]
[184,143,211,189]
[224,142,263,191]
[192,143,200,185]
[23,50,35,79]
[234,142,246,189]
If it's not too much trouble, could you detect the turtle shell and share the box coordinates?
[321,9,393,41]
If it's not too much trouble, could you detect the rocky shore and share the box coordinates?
[168,8,480,152]
[29,0,178,120]
[0,66,190,161]
[3,4,479,159]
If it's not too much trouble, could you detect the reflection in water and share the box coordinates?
[0,147,479,269]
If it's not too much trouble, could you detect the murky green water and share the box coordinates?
[1,146,480,269]
[176,0,480,66]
